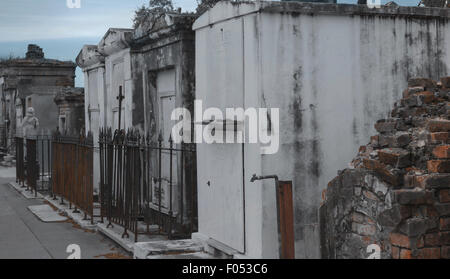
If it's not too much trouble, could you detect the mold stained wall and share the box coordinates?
[131,34,196,138]
[131,43,182,137]
[243,12,450,258]
[130,31,196,226]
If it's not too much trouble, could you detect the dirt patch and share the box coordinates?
[63,218,96,233]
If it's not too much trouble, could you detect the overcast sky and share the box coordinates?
[0,0,421,86]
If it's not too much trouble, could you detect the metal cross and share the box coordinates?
[116,86,124,131]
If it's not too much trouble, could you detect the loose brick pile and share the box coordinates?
[320,77,450,259]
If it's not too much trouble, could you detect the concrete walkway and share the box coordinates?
[0,176,130,259]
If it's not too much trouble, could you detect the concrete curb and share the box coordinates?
[96,222,134,253]
[8,182,44,199]
[43,195,97,230]
[133,239,204,259]
[27,204,68,222]
[96,222,209,259]
[145,252,215,259]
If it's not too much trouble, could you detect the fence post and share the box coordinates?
[99,128,104,224]
[26,137,38,197]
[180,140,184,228]
[106,128,114,229]
[158,132,163,233]
[168,135,173,239]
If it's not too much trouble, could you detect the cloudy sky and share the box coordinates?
[0,0,421,86]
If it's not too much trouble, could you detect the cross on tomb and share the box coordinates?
[116,86,124,131]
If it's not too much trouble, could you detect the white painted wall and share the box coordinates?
[84,63,104,194]
[196,17,247,253]
[104,48,133,130]
[194,2,450,258]
[78,29,133,193]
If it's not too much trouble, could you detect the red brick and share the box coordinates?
[441,217,450,231]
[358,145,367,153]
[375,119,398,134]
[440,189,450,203]
[416,91,438,104]
[378,148,411,168]
[416,247,440,259]
[394,189,433,205]
[426,206,439,218]
[429,132,450,144]
[441,246,450,259]
[427,119,450,133]
[403,86,424,98]
[411,107,428,116]
[404,174,427,189]
[408,78,436,90]
[392,246,400,259]
[432,145,450,159]
[424,174,450,189]
[435,204,450,216]
[427,160,450,173]
[441,76,450,88]
[399,249,412,259]
[424,233,441,247]
[378,133,411,148]
[390,233,411,249]
[363,158,402,186]
[414,175,427,189]
[416,236,424,249]
[441,232,450,245]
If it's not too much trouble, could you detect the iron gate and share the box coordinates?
[15,135,52,196]
[99,128,197,242]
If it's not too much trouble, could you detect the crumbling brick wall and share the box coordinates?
[320,77,450,259]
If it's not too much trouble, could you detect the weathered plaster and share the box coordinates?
[130,13,197,232]
[193,1,450,258]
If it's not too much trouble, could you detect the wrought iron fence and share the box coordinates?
[15,134,53,197]
[0,124,6,152]
[51,131,94,223]
[99,128,197,242]
[15,137,25,185]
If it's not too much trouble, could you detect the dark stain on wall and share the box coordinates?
[130,27,195,140]
[291,66,303,130]
[132,69,144,131]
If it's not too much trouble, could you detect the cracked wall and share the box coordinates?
[321,77,450,259]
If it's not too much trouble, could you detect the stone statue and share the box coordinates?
[22,107,39,137]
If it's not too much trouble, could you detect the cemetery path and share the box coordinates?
[0,173,130,259]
